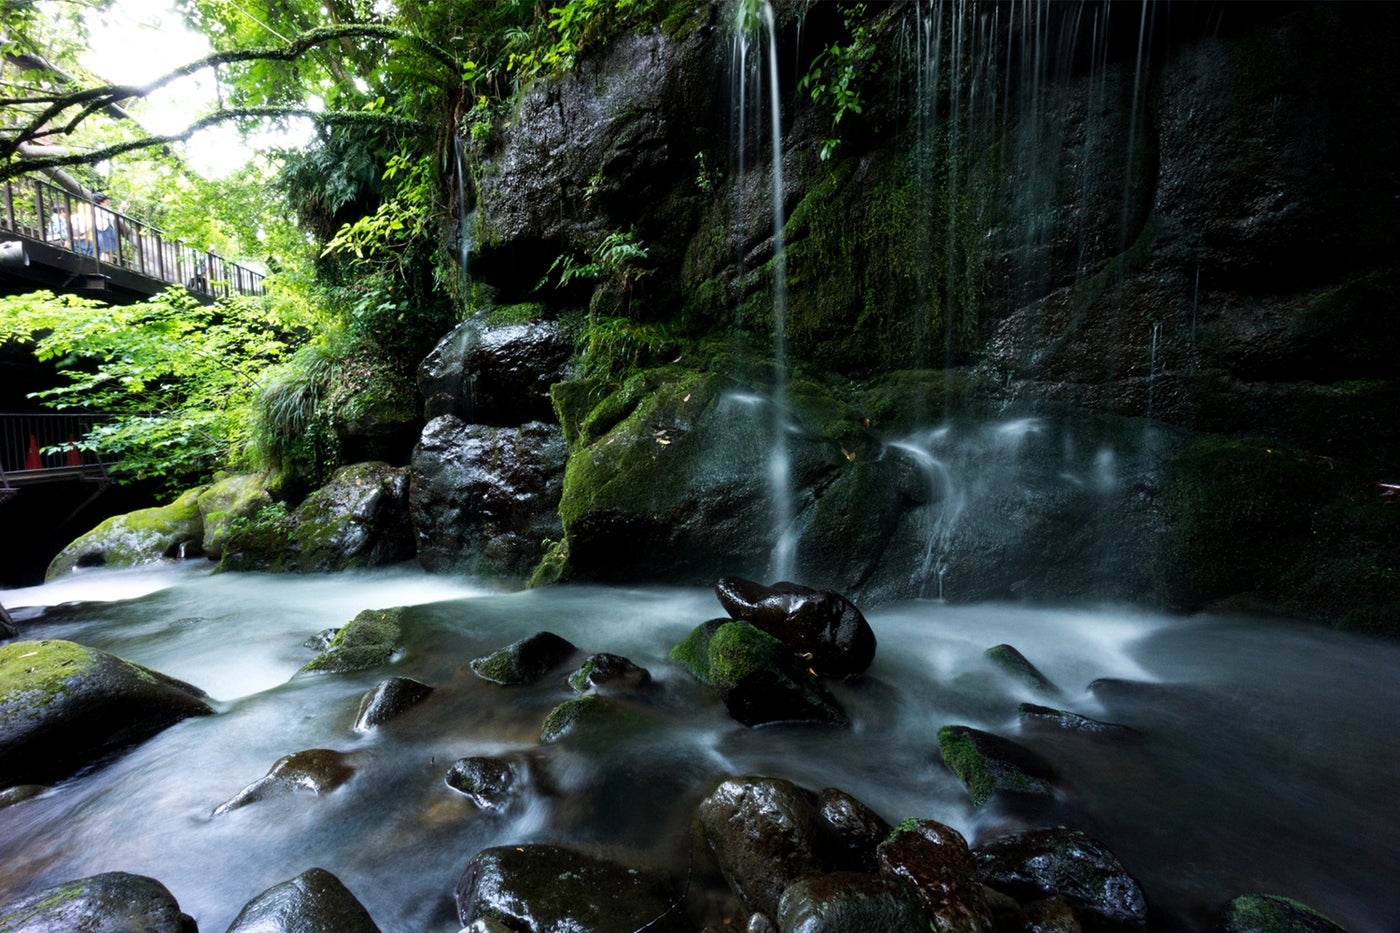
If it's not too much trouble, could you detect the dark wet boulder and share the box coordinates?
[715,577,877,678]
[937,725,1058,807]
[0,784,46,809]
[876,818,995,933]
[697,776,829,918]
[539,695,654,746]
[470,631,578,685]
[446,756,524,811]
[0,871,197,933]
[1218,894,1346,933]
[974,827,1148,931]
[299,608,403,675]
[353,676,433,733]
[985,644,1061,696]
[776,871,928,933]
[0,639,212,788]
[417,310,573,425]
[567,652,652,695]
[225,866,381,933]
[213,748,356,815]
[816,788,892,873]
[454,844,688,933]
[707,621,848,727]
[410,416,567,577]
[1018,703,1140,738]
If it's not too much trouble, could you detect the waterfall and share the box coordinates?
[453,135,474,293]
[734,0,795,581]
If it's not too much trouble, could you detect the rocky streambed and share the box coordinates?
[1,566,1397,931]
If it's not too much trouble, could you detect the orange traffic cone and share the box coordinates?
[66,434,82,466]
[25,435,41,470]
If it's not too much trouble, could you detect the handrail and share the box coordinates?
[0,412,112,477]
[0,174,265,298]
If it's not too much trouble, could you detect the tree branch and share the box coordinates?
[0,107,431,182]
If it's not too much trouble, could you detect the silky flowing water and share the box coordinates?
[2,565,1397,931]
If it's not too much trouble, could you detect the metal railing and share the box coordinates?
[1,174,265,298]
[0,412,111,481]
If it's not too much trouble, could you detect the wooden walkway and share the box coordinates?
[0,412,110,504]
[1,174,265,304]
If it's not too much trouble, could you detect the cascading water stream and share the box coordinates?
[452,135,475,292]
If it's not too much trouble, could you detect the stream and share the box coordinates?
[2,564,1398,931]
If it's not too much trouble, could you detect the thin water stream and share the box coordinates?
[2,566,1398,931]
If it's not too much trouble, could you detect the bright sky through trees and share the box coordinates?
[81,0,312,177]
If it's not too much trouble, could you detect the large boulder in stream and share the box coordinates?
[46,487,206,578]
[0,639,212,788]
[470,631,578,685]
[776,872,928,933]
[454,844,688,933]
[197,471,276,560]
[410,416,567,577]
[225,866,381,933]
[0,871,197,933]
[417,308,573,424]
[299,608,403,675]
[715,577,876,678]
[876,819,995,933]
[352,676,432,732]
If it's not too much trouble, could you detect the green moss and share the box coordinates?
[0,641,96,721]
[483,302,548,326]
[528,539,569,589]
[707,621,788,691]
[1222,894,1346,933]
[46,486,207,579]
[539,695,652,745]
[300,608,403,674]
[667,620,724,687]
[936,725,995,807]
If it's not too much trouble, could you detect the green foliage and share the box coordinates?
[577,316,677,383]
[1,288,306,490]
[801,3,886,160]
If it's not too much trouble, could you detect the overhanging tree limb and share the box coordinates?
[0,107,431,183]
[0,24,459,160]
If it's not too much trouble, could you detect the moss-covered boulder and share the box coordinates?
[225,867,382,933]
[197,471,276,560]
[212,748,356,816]
[469,631,578,685]
[985,644,1061,696]
[710,621,847,727]
[352,676,433,733]
[46,487,206,579]
[876,818,995,933]
[0,871,197,932]
[299,608,403,675]
[454,844,687,933]
[0,639,212,788]
[539,695,655,746]
[936,725,1058,807]
[973,827,1148,931]
[714,577,877,678]
[1219,894,1346,933]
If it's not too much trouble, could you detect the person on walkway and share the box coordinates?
[93,193,117,262]
[71,198,94,256]
[45,204,69,245]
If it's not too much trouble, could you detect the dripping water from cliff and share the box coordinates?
[452,135,475,297]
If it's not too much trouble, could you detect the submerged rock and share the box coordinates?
[876,818,995,933]
[777,871,928,933]
[985,643,1061,696]
[353,676,433,733]
[937,725,1058,807]
[1219,894,1347,933]
[225,866,381,933]
[0,871,197,932]
[1018,703,1140,737]
[974,827,1148,930]
[0,639,212,788]
[470,631,577,685]
[567,652,652,695]
[0,784,46,809]
[714,578,877,678]
[445,756,525,811]
[299,608,403,675]
[454,844,687,933]
[213,748,356,815]
[46,487,206,579]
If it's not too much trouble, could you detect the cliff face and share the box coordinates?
[433,1,1398,628]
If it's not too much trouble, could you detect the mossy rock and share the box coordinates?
[665,618,727,687]
[707,621,848,727]
[197,472,277,560]
[539,695,655,746]
[292,462,415,572]
[0,639,212,787]
[469,631,578,685]
[566,652,652,695]
[936,725,1057,807]
[1220,894,1346,933]
[0,871,197,932]
[985,644,1061,697]
[46,486,207,580]
[299,608,404,675]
